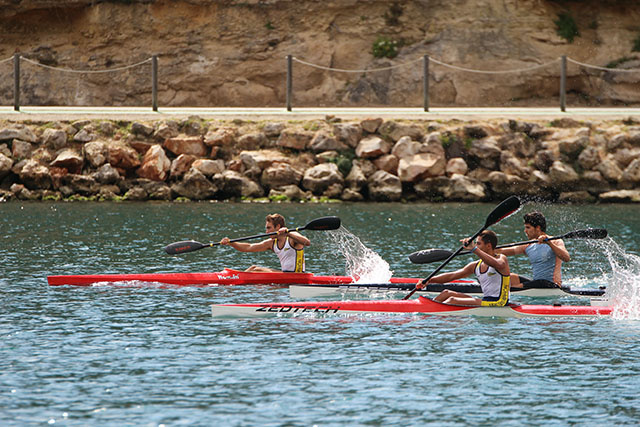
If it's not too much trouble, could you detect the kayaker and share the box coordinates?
[416,230,511,306]
[220,213,310,273]
[496,211,570,288]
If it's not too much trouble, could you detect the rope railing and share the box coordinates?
[567,57,640,73]
[20,56,152,74]
[7,54,159,112]
[3,52,640,112]
[292,56,423,73]
[428,57,560,74]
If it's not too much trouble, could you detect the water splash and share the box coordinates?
[593,238,640,320]
[320,227,393,283]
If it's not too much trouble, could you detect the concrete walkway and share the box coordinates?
[1,106,640,121]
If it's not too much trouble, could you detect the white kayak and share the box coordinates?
[289,282,606,299]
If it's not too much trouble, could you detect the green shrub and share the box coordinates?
[372,36,399,59]
[554,12,579,43]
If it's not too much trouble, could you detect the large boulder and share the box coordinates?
[368,170,402,201]
[0,152,13,179]
[50,149,84,174]
[276,130,312,150]
[192,159,225,177]
[468,137,502,169]
[269,185,311,201]
[0,126,37,143]
[599,189,640,203]
[442,174,486,201]
[261,162,303,189]
[92,163,121,185]
[548,161,579,189]
[333,123,362,148]
[204,127,238,147]
[170,154,197,180]
[391,136,421,159]
[378,121,423,142]
[301,163,344,194]
[137,145,171,181]
[84,141,108,168]
[170,169,219,200]
[108,142,141,170]
[11,140,33,159]
[309,131,347,153]
[42,128,67,149]
[398,152,446,182]
[355,136,391,158]
[163,136,207,157]
[220,170,264,198]
[18,159,51,190]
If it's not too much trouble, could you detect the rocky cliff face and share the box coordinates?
[1,0,640,107]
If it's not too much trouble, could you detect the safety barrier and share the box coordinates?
[2,53,640,112]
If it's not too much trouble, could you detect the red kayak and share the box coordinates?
[47,268,445,287]
[211,296,613,318]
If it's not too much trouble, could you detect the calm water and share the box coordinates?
[2,201,640,426]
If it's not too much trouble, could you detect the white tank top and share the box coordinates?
[474,260,509,298]
[272,237,305,272]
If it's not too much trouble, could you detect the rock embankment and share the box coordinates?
[1,116,640,203]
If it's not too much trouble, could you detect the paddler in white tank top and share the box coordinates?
[416,230,511,307]
[496,211,570,288]
[219,213,310,273]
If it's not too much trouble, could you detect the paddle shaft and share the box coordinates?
[409,228,607,264]
[164,216,340,255]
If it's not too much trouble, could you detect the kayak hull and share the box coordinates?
[211,296,613,318]
[289,283,606,299]
[46,268,429,287]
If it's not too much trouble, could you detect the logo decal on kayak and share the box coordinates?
[256,304,340,314]
[217,274,240,280]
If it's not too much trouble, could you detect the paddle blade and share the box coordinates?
[484,195,520,228]
[409,249,454,264]
[303,216,341,231]
[564,228,608,239]
[164,240,208,255]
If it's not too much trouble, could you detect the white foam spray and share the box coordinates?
[320,227,393,283]
[592,238,640,320]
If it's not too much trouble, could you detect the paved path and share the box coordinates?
[1,106,640,121]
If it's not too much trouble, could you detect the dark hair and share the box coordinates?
[478,230,498,249]
[266,213,285,228]
[524,211,547,232]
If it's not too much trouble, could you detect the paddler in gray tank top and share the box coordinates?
[496,211,570,288]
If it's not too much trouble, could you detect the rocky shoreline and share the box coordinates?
[1,115,640,204]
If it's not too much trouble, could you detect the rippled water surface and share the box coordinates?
[2,201,640,425]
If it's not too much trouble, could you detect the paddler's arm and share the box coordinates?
[417,262,476,288]
[220,238,273,252]
[496,245,526,257]
[540,235,570,262]
[279,228,310,247]
[473,246,509,276]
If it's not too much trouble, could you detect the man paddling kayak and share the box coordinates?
[416,230,511,306]
[496,212,570,288]
[220,213,310,273]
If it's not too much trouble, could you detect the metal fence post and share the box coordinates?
[423,55,429,112]
[14,53,20,111]
[286,55,292,111]
[560,55,566,112]
[152,55,158,111]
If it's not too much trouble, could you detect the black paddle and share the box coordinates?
[408,228,608,264]
[164,216,341,255]
[403,195,521,300]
